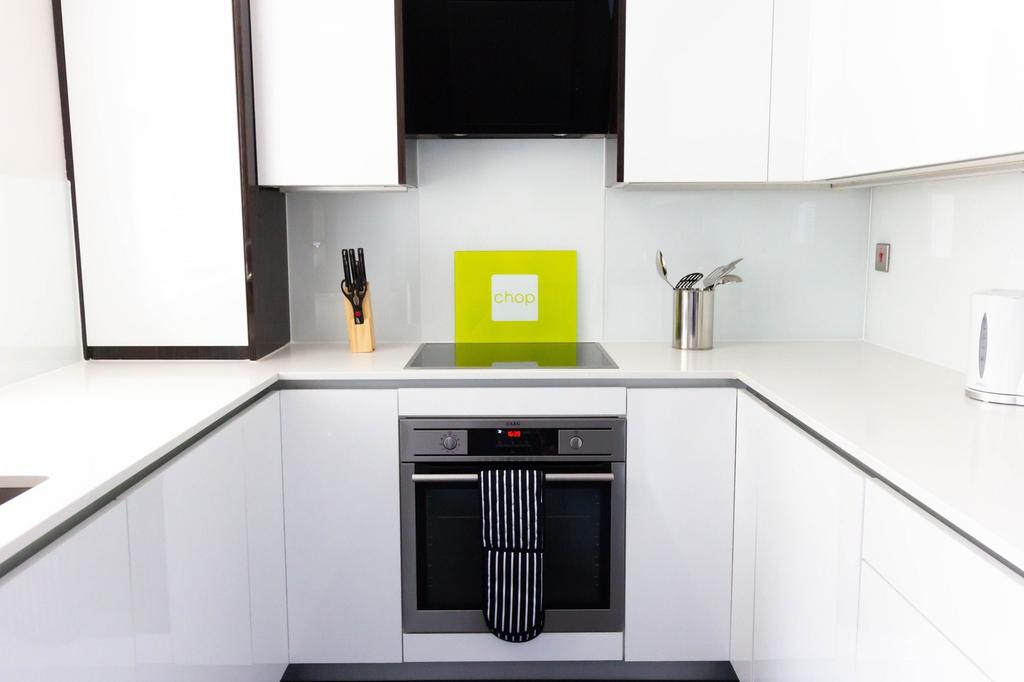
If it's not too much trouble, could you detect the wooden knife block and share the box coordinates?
[343,284,376,353]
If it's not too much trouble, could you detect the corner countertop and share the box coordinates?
[2,341,1023,578]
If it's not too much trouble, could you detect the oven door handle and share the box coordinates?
[410,472,614,483]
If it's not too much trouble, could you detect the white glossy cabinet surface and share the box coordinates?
[0,501,134,682]
[60,0,249,346]
[128,417,253,681]
[624,388,736,661]
[127,395,286,682]
[239,394,289,674]
[804,0,1024,179]
[766,0,811,182]
[730,391,758,682]
[856,562,989,682]
[862,480,1024,682]
[624,0,773,183]
[251,0,402,187]
[398,387,627,417]
[736,391,864,682]
[281,389,402,663]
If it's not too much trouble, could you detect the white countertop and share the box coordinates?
[2,341,1023,575]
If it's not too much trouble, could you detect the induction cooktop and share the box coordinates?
[405,342,618,369]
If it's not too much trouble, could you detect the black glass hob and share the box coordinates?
[405,342,617,369]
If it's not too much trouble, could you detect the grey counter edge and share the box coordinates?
[3,375,1019,586]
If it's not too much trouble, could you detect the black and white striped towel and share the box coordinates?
[480,469,544,642]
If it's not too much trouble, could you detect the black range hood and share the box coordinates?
[402,0,618,137]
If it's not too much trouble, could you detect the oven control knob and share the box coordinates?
[569,436,584,450]
[441,434,459,451]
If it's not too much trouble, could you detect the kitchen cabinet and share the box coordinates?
[239,393,290,673]
[862,479,1024,682]
[624,388,736,661]
[280,389,402,663]
[729,390,758,682]
[621,0,774,183]
[804,0,1024,180]
[0,501,134,681]
[250,0,412,189]
[766,0,811,182]
[57,0,288,358]
[734,391,864,682]
[855,562,988,682]
[126,393,286,682]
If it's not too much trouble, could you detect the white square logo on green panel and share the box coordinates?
[491,274,538,322]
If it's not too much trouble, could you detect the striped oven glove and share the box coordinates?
[480,469,545,642]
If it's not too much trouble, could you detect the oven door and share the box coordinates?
[400,462,625,633]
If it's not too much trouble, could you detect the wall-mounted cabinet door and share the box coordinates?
[251,0,409,188]
[622,0,774,183]
[804,0,1024,180]
[0,501,135,681]
[57,0,288,359]
[734,391,865,682]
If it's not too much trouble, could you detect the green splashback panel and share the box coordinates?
[454,250,577,343]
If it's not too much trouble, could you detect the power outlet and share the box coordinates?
[875,243,891,272]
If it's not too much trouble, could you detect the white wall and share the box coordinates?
[865,173,1024,372]
[288,139,872,344]
[0,0,82,387]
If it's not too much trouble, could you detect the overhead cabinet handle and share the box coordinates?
[411,473,614,483]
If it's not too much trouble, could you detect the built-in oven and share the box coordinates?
[399,417,626,634]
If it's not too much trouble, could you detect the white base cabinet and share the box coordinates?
[856,562,988,682]
[0,501,135,682]
[624,388,736,661]
[126,393,287,682]
[281,389,402,663]
[733,391,864,682]
[862,479,1024,682]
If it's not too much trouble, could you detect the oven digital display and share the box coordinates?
[468,428,560,455]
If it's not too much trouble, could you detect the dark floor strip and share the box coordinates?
[282,661,737,682]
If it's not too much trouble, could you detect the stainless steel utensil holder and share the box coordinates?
[673,288,715,350]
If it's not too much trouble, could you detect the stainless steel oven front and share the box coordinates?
[399,417,626,634]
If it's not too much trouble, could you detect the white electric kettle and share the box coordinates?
[966,290,1024,405]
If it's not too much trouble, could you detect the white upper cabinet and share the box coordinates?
[623,0,774,183]
[767,0,811,182]
[61,0,249,347]
[735,391,865,682]
[804,0,1024,180]
[251,0,407,188]
[624,388,736,661]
